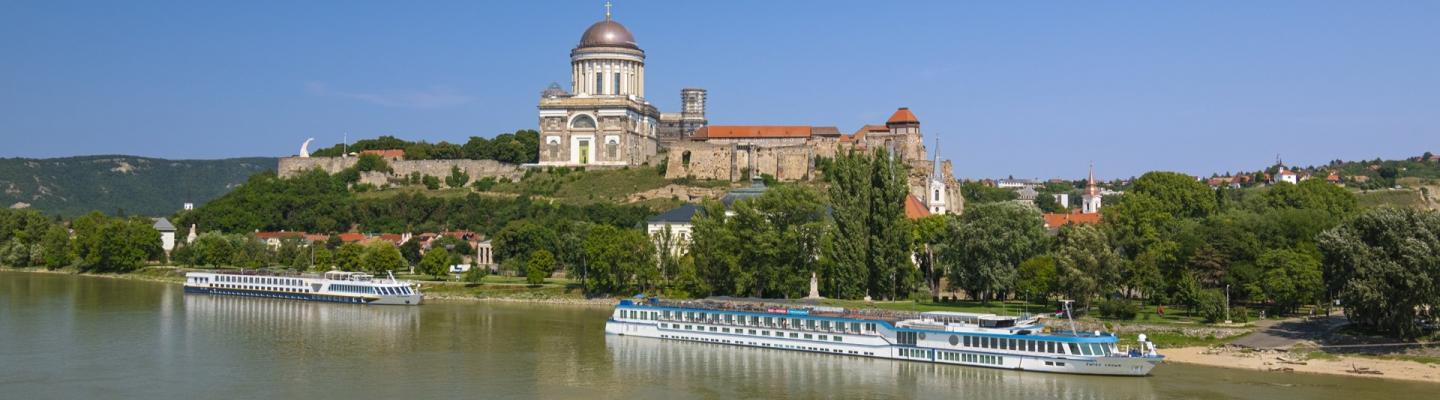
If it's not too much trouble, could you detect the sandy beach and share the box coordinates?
[1165,346,1440,383]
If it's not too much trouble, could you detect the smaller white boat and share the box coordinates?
[184,270,423,306]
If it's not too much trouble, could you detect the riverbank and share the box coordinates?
[1164,345,1440,383]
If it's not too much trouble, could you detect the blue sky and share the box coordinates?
[2,1,1437,180]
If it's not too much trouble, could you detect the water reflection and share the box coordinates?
[605,335,1157,400]
[182,293,422,355]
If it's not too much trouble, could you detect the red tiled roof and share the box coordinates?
[360,149,405,159]
[694,126,813,139]
[904,195,931,220]
[886,107,919,124]
[337,233,367,242]
[1043,212,1101,229]
[303,234,330,242]
[255,231,305,240]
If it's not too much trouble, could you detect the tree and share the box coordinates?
[818,149,915,300]
[1130,171,1217,219]
[354,153,392,173]
[942,202,1046,302]
[399,240,422,266]
[1318,207,1440,338]
[361,242,406,274]
[1258,179,1359,217]
[334,242,365,272]
[419,247,451,279]
[493,220,557,264]
[74,216,159,273]
[526,249,555,285]
[1252,248,1323,314]
[40,225,72,270]
[1053,224,1125,308]
[445,166,470,188]
[960,182,1018,204]
[422,175,441,190]
[1015,255,1056,302]
[463,263,487,283]
[312,246,334,271]
[582,224,655,294]
[820,150,872,299]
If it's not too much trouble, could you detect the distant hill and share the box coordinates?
[0,155,276,217]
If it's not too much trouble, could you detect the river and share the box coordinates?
[1,271,1434,399]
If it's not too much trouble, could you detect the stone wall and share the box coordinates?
[278,157,525,186]
[664,141,822,181]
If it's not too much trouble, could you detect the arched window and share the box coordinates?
[682,150,692,168]
[570,115,596,129]
[605,136,619,159]
[934,189,941,202]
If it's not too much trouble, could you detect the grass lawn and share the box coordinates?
[1116,331,1244,348]
[1356,188,1426,209]
[490,167,674,205]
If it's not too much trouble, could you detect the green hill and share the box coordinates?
[0,155,276,217]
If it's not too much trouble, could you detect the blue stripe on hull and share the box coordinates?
[184,286,372,304]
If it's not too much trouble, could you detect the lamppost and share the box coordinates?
[1225,284,1232,324]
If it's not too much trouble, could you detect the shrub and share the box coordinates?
[1098,298,1138,320]
[1232,306,1251,323]
[422,175,441,190]
[463,265,487,284]
[1197,289,1227,323]
[471,177,497,191]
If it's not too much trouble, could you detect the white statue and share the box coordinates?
[299,138,315,158]
[186,224,198,244]
[806,272,823,299]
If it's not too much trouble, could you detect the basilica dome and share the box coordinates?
[578,20,638,50]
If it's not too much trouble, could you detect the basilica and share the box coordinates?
[536,5,706,167]
[535,5,962,215]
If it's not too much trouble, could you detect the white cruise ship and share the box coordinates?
[183,270,423,306]
[605,298,1164,376]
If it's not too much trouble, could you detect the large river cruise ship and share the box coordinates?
[605,298,1164,376]
[184,270,423,306]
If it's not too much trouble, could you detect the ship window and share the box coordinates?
[1067,343,1080,355]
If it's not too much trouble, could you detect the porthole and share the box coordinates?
[949,335,959,346]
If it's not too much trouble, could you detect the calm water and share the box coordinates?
[1,271,1435,399]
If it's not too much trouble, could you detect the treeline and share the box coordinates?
[170,231,473,278]
[0,209,161,272]
[965,173,1363,323]
[175,169,652,237]
[308,131,539,164]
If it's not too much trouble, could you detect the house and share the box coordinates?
[254,231,305,248]
[996,179,1042,188]
[151,218,176,253]
[647,203,701,255]
[336,232,367,243]
[1275,168,1299,185]
[1053,193,1070,209]
[1043,211,1102,232]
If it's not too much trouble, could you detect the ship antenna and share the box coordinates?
[1063,300,1079,334]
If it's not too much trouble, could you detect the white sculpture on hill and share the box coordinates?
[299,138,315,158]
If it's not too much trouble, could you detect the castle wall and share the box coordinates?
[664,141,819,181]
[278,157,524,186]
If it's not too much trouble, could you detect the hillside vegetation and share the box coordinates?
[0,155,275,216]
